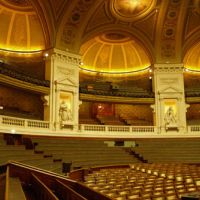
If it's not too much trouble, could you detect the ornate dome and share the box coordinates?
[80,32,151,74]
[110,0,157,21]
[0,0,45,53]
[184,41,200,71]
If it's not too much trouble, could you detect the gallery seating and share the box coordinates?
[33,138,139,169]
[0,133,140,175]
[133,139,200,163]
[97,115,126,125]
[119,113,152,126]
[79,117,101,125]
[0,134,63,174]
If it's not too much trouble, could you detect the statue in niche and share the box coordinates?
[164,106,177,126]
[59,100,72,124]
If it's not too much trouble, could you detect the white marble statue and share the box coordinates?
[59,101,72,123]
[164,106,177,126]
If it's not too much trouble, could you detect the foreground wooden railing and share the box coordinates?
[31,173,59,200]
[3,161,111,200]
[5,165,26,200]
[0,172,6,200]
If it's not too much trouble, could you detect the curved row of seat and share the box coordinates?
[133,140,200,163]
[0,134,140,175]
[83,163,200,200]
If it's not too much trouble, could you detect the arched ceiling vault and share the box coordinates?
[55,0,200,73]
[0,0,46,52]
[29,0,56,48]
[0,0,55,62]
[1,0,200,72]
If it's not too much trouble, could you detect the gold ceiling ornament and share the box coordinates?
[80,32,151,74]
[110,0,157,21]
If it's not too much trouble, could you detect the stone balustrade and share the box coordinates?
[0,115,200,137]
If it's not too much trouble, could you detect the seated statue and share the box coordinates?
[59,101,72,124]
[164,106,177,127]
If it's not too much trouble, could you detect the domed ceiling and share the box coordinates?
[78,0,156,74]
[110,0,156,21]
[184,42,200,71]
[80,32,151,73]
[0,0,200,73]
[0,0,45,53]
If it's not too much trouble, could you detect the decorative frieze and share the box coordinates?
[154,64,184,73]
[51,49,81,65]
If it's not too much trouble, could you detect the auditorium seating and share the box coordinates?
[187,119,200,125]
[79,116,101,124]
[120,114,152,126]
[0,134,63,174]
[82,163,200,200]
[132,139,200,163]
[2,161,200,200]
[79,81,154,98]
[97,115,126,125]
[185,87,200,97]
[0,107,38,120]
[0,63,49,87]
[0,134,140,175]
[33,138,139,170]
[1,134,200,200]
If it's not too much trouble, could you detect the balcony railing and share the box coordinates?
[79,124,155,134]
[0,115,200,137]
[0,115,50,130]
[188,125,200,133]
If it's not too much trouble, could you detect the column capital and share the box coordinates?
[49,48,81,65]
[154,63,184,73]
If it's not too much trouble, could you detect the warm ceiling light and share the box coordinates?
[130,0,140,5]
[44,52,49,57]
[11,129,16,133]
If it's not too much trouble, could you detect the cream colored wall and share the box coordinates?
[45,49,80,131]
[154,64,187,133]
